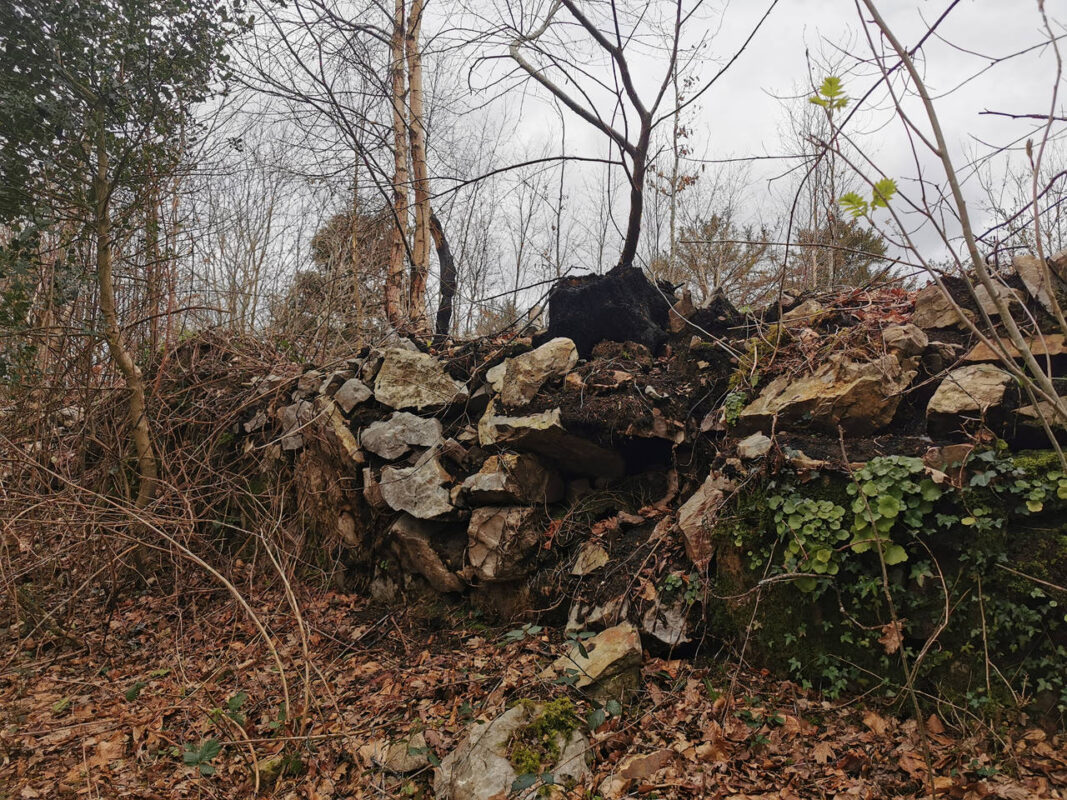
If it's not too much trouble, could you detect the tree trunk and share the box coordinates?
[618,129,649,269]
[145,181,161,355]
[405,0,431,333]
[350,158,364,345]
[431,212,455,336]
[94,113,158,509]
[385,0,410,331]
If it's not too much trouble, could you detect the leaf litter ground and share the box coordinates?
[2,572,1064,799]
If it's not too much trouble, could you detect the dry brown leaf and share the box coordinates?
[926,713,945,735]
[619,749,676,779]
[898,750,927,780]
[812,741,834,765]
[862,710,890,735]
[878,620,904,655]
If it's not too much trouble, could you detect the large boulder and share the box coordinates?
[380,451,454,519]
[467,506,545,582]
[736,353,917,435]
[546,265,671,358]
[927,363,1012,421]
[388,515,465,594]
[361,412,442,460]
[497,337,579,408]
[462,453,563,505]
[478,402,624,478]
[677,472,735,568]
[434,704,591,800]
[374,349,467,410]
[542,622,642,701]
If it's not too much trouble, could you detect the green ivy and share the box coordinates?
[765,492,848,592]
[847,456,942,565]
[720,449,1067,718]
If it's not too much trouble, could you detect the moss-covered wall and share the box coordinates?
[708,448,1067,722]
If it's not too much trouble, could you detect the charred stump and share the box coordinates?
[544,265,672,358]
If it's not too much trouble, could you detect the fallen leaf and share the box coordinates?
[878,620,904,654]
[862,710,890,735]
[812,741,834,764]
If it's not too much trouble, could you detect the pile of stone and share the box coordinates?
[235,248,1067,653]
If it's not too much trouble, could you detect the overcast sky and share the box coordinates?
[455,0,1066,265]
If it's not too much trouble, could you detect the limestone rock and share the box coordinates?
[296,369,323,394]
[319,369,354,397]
[641,599,691,648]
[317,397,363,465]
[974,282,1022,317]
[498,337,579,408]
[882,324,928,358]
[1014,399,1067,431]
[1012,253,1062,317]
[543,622,642,701]
[462,453,562,505]
[360,731,430,774]
[566,595,630,633]
[1051,248,1067,282]
[485,361,506,393]
[277,400,313,451]
[335,378,373,413]
[571,542,609,575]
[780,299,824,326]
[677,472,735,568]
[359,350,385,384]
[362,467,388,512]
[337,512,360,547]
[668,290,696,334]
[374,349,467,411]
[736,432,771,460]
[478,402,624,477]
[965,334,1067,362]
[912,284,963,329]
[434,705,590,800]
[927,364,1012,418]
[389,515,465,594]
[361,412,443,460]
[380,451,454,519]
[243,410,267,433]
[467,506,544,582]
[736,353,917,435]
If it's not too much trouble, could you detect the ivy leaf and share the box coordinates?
[884,544,908,565]
[877,495,901,518]
[587,707,606,730]
[511,773,538,792]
